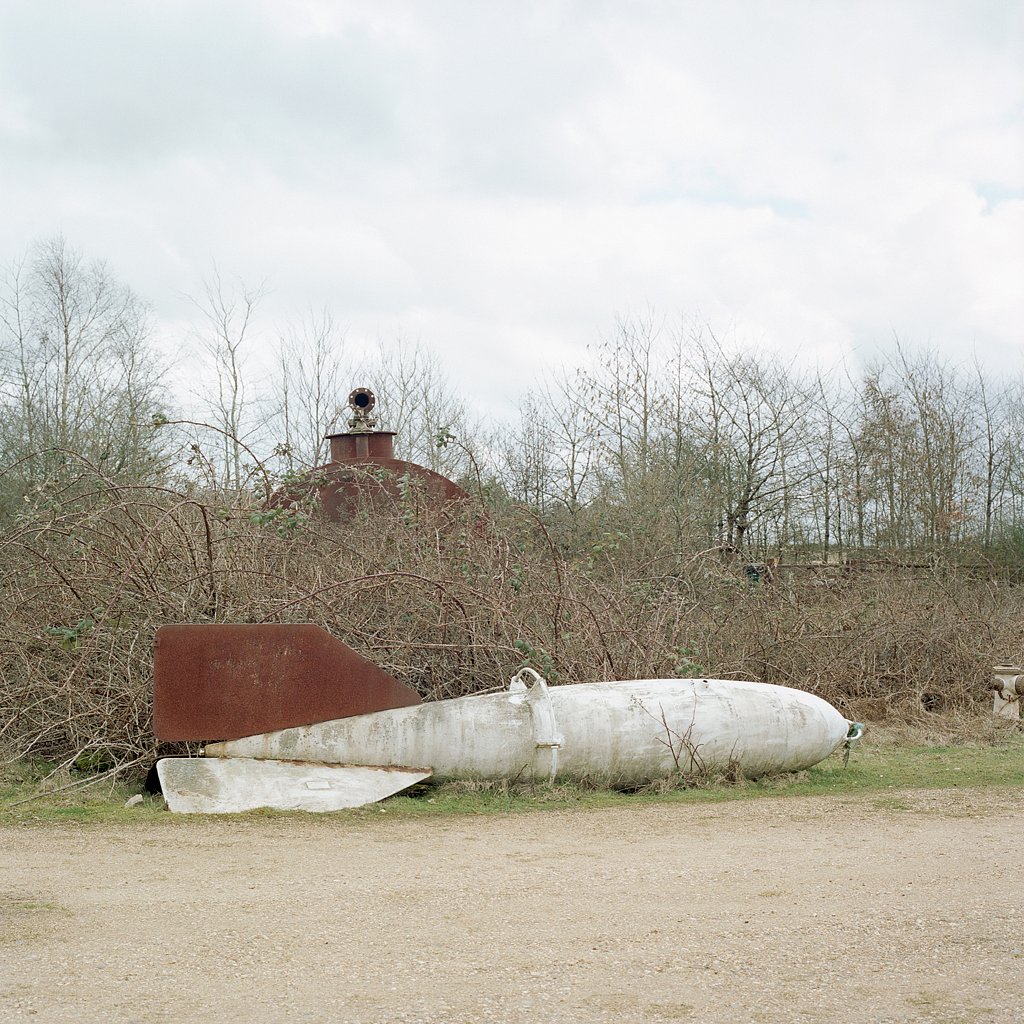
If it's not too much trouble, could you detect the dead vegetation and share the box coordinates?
[1,462,1020,776]
[3,246,1023,779]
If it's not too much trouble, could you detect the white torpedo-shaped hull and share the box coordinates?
[194,672,852,798]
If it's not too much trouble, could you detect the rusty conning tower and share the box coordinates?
[313,387,468,521]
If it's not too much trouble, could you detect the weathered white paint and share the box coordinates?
[158,757,431,814]
[991,665,1022,720]
[205,675,852,786]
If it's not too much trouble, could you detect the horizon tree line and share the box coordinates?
[2,236,1022,565]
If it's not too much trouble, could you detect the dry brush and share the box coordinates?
[1,466,1020,773]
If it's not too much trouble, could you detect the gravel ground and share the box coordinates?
[1,787,1022,1024]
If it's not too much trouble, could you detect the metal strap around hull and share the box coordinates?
[510,668,564,783]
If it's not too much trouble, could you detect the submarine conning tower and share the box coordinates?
[313,386,468,521]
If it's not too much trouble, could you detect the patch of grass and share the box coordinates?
[871,795,915,812]
[2,729,1021,824]
[0,899,67,914]
[0,894,74,947]
[376,733,1024,819]
[353,731,1024,818]
[0,758,166,826]
[801,734,1024,794]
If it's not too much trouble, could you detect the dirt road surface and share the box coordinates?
[2,788,1021,1024]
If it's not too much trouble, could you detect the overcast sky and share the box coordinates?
[1,0,1022,416]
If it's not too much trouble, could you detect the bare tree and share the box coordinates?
[893,344,975,548]
[190,269,264,491]
[688,336,810,556]
[1001,377,1024,532]
[503,390,556,509]
[578,313,664,503]
[971,362,1016,549]
[268,308,348,471]
[803,371,843,559]
[0,236,167,510]
[369,338,481,479]
[543,368,595,518]
[501,369,595,520]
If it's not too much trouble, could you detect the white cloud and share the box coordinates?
[0,0,1020,424]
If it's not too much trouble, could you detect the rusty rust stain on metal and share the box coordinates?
[318,457,468,521]
[153,623,421,742]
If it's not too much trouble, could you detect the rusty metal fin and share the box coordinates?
[153,624,421,742]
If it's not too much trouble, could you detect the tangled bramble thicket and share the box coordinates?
[2,462,1020,775]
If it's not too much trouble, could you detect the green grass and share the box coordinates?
[0,759,167,826]
[2,733,1022,825]
[378,735,1024,816]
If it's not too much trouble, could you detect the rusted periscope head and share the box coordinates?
[153,623,421,742]
[324,387,398,462]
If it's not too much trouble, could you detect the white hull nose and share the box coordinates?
[205,676,851,785]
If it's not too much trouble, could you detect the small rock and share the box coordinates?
[124,794,144,808]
